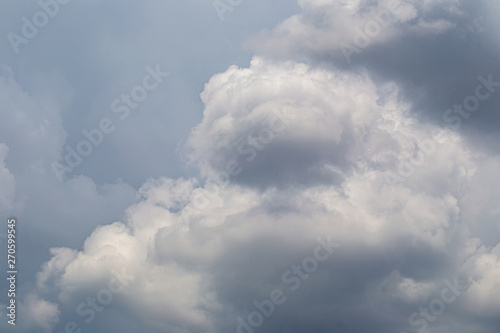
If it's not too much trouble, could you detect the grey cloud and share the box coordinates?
[245,0,500,143]
[1,1,499,333]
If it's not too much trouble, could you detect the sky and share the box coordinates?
[0,0,499,332]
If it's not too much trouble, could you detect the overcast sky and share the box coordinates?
[0,0,499,332]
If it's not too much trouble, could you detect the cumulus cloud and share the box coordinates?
[3,1,498,333]
[30,53,500,333]
[245,0,500,140]
[0,62,137,332]
[245,0,463,60]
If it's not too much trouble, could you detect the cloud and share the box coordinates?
[29,54,500,333]
[0,294,60,333]
[2,1,498,332]
[0,62,137,300]
[0,143,16,213]
[22,294,60,332]
[187,57,384,190]
[245,0,500,140]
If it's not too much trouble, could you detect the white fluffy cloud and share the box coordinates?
[244,0,500,143]
[246,0,462,61]
[2,1,498,332]
[31,54,500,332]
